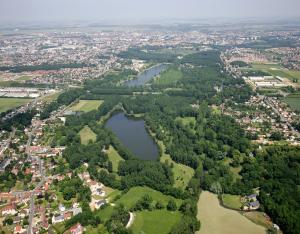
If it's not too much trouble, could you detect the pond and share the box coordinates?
[125,64,168,87]
[105,112,159,160]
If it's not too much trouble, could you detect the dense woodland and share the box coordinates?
[40,49,300,234]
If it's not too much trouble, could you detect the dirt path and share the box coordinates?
[196,191,266,234]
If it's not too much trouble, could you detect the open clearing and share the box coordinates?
[196,191,266,234]
[79,126,97,145]
[130,210,181,234]
[160,153,194,189]
[70,100,103,112]
[116,186,182,209]
[155,68,183,85]
[158,139,194,189]
[221,194,242,210]
[106,145,124,172]
[0,98,32,113]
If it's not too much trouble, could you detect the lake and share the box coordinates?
[105,112,159,160]
[125,64,168,87]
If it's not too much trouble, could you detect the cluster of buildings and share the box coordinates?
[78,172,108,211]
[244,76,289,89]
[224,95,300,145]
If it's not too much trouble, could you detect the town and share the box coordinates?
[0,19,299,234]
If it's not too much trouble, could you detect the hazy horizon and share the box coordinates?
[0,0,300,25]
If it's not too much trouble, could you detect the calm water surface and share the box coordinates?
[105,113,159,160]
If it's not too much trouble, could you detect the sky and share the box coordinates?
[0,0,299,24]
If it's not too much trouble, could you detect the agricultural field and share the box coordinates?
[154,68,183,85]
[106,145,124,172]
[130,210,181,234]
[116,186,182,209]
[79,126,97,145]
[251,63,300,82]
[0,98,32,113]
[69,100,103,112]
[221,194,243,210]
[283,94,300,111]
[196,191,266,234]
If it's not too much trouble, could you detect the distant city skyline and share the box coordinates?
[0,0,300,24]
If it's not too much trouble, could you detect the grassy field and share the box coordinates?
[244,211,273,229]
[251,63,300,82]
[222,194,243,210]
[158,138,194,189]
[283,94,300,111]
[70,100,103,112]
[155,68,183,85]
[79,126,97,145]
[116,186,182,209]
[161,153,194,189]
[196,191,266,234]
[106,145,124,172]
[41,91,61,103]
[130,210,181,234]
[0,98,32,113]
[16,75,33,81]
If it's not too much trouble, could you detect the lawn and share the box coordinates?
[222,194,243,210]
[70,100,103,112]
[283,94,300,111]
[115,186,182,209]
[79,126,97,145]
[106,145,124,172]
[0,98,32,113]
[95,205,115,223]
[155,68,183,85]
[196,191,266,234]
[130,210,181,234]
